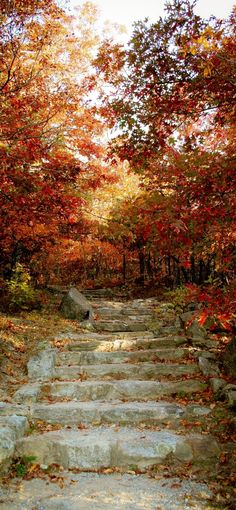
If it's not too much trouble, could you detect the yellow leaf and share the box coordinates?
[203,64,213,77]
[189,46,196,55]
[28,463,38,474]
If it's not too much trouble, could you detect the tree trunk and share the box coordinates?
[138,249,145,285]
[122,252,126,283]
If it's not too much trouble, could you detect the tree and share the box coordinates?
[94,0,236,286]
[95,0,235,165]
[0,0,106,279]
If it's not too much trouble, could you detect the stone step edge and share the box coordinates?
[15,426,222,470]
[16,400,212,428]
[27,346,190,381]
[0,471,217,510]
[0,415,29,473]
[52,362,200,383]
[55,347,194,365]
[13,379,208,404]
[0,400,211,429]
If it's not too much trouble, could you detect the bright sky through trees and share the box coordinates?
[70,0,235,33]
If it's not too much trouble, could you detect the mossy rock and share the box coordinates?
[222,337,236,378]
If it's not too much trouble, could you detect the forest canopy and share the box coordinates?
[0,0,235,321]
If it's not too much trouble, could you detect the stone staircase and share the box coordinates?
[0,295,234,509]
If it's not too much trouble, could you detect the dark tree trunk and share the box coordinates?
[191,255,196,283]
[122,252,126,283]
[138,249,145,285]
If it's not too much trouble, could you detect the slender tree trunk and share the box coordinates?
[167,255,171,277]
[191,255,196,283]
[146,251,153,279]
[198,259,204,284]
[181,265,189,283]
[138,249,145,285]
[123,252,126,283]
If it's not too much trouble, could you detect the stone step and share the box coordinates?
[94,320,148,332]
[0,415,29,473]
[28,400,210,426]
[55,348,191,366]
[14,379,207,404]
[16,426,221,470]
[94,307,154,320]
[81,289,116,298]
[66,335,187,352]
[54,362,199,381]
[0,472,217,510]
[94,306,155,317]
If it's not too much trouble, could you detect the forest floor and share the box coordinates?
[0,286,235,509]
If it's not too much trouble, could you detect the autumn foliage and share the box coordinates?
[0,0,106,285]
[95,0,236,294]
[0,0,235,321]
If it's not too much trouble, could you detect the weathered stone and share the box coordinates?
[186,404,211,417]
[60,287,93,321]
[186,320,207,340]
[55,379,203,401]
[195,351,217,360]
[223,384,236,408]
[210,378,227,395]
[153,326,182,336]
[183,435,221,463]
[198,356,220,377]
[27,350,55,381]
[222,337,236,378]
[101,335,187,352]
[180,311,197,323]
[191,338,216,349]
[80,320,95,331]
[13,383,41,403]
[56,347,191,366]
[0,415,28,472]
[94,320,147,332]
[29,399,208,426]
[0,472,216,510]
[0,402,30,418]
[54,361,199,381]
[20,379,206,404]
[16,427,220,470]
[82,288,114,298]
[0,427,15,469]
[0,415,28,438]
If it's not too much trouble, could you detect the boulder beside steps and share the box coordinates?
[60,287,93,321]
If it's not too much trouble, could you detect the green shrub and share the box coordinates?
[14,455,37,477]
[7,263,39,311]
[164,286,189,313]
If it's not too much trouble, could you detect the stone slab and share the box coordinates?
[0,427,15,468]
[0,403,30,417]
[66,335,187,352]
[27,350,55,381]
[0,415,28,438]
[54,362,199,381]
[12,383,41,403]
[16,427,220,470]
[29,399,209,426]
[0,415,28,472]
[15,379,207,404]
[55,348,190,366]
[94,320,148,332]
[0,473,218,510]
